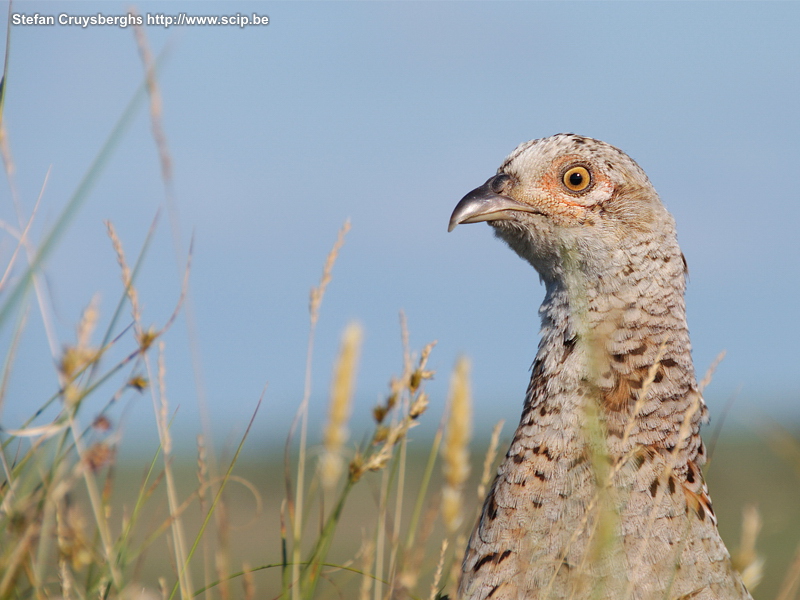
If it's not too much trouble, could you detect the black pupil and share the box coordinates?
[569,171,584,187]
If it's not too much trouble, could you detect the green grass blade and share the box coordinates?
[169,393,264,600]
[0,48,170,331]
[0,1,14,128]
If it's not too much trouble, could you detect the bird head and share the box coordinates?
[449,134,678,287]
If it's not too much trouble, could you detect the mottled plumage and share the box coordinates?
[449,134,751,600]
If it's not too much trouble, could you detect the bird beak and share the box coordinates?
[448,175,538,232]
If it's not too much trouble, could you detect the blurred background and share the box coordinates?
[1,3,799,593]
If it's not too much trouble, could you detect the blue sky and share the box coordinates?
[1,2,798,453]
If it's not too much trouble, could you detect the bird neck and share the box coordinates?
[529,241,704,460]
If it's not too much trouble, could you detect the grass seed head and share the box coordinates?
[59,346,98,379]
[409,392,429,419]
[409,341,437,392]
[349,452,365,482]
[92,415,112,432]
[83,442,115,473]
[441,357,472,533]
[320,322,363,490]
[127,375,149,391]
[373,425,389,444]
[63,382,82,407]
[373,404,388,423]
[137,326,158,352]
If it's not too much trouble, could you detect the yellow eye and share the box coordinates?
[562,166,591,192]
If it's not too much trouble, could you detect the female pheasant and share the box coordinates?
[448,134,752,600]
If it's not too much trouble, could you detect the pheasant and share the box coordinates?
[448,134,752,600]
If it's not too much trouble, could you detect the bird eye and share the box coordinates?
[562,166,591,192]
[490,173,512,193]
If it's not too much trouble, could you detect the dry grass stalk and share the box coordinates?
[698,350,727,393]
[387,435,409,597]
[57,309,123,592]
[0,33,217,591]
[287,220,350,600]
[196,435,209,504]
[0,138,62,371]
[242,562,256,600]
[541,345,729,600]
[387,319,422,596]
[732,504,764,590]
[399,310,412,376]
[309,220,351,325]
[0,520,39,596]
[320,322,363,491]
[195,434,215,600]
[477,420,504,501]
[134,30,224,589]
[398,502,440,595]
[765,423,800,481]
[0,299,28,415]
[441,357,472,534]
[0,175,45,293]
[630,351,725,554]
[373,467,388,600]
[132,15,172,186]
[59,296,101,407]
[359,539,376,600]
[440,419,504,597]
[410,342,436,394]
[133,11,216,496]
[351,342,435,483]
[152,341,192,599]
[106,220,142,330]
[618,340,668,450]
[56,500,92,572]
[777,541,800,600]
[429,538,449,600]
[348,337,435,600]
[622,390,704,600]
[214,501,232,600]
[535,336,678,599]
[67,415,122,589]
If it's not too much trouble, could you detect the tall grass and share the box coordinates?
[0,21,489,596]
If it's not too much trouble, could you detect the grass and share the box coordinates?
[0,22,799,600]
